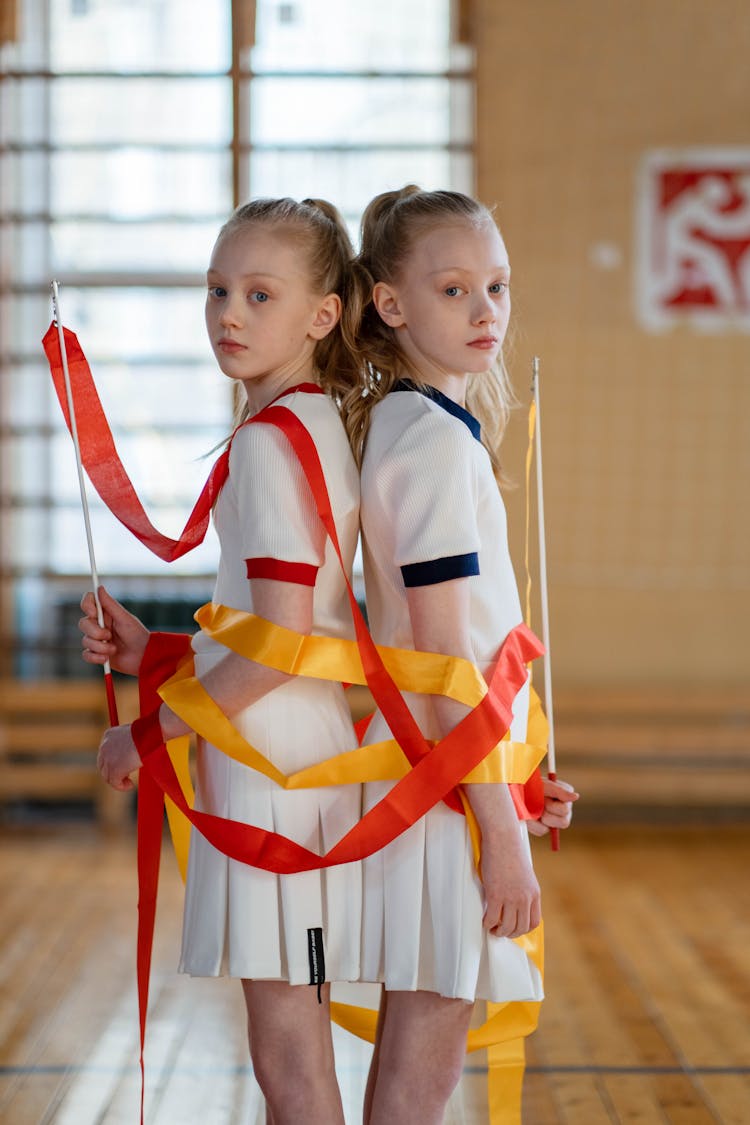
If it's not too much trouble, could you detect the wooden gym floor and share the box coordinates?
[1,821,748,1124]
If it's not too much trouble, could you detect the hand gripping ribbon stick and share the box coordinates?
[51,281,119,726]
[531,358,559,851]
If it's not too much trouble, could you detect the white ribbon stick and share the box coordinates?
[532,357,556,778]
[51,281,112,678]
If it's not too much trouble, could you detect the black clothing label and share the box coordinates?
[307,927,325,1004]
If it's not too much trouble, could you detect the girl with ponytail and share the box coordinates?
[81,197,365,1123]
[349,186,577,1123]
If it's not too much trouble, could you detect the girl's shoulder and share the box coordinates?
[266,384,341,427]
[231,387,344,453]
[229,388,358,511]
[366,388,478,468]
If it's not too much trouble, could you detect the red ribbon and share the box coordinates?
[42,322,323,561]
[140,624,540,875]
[43,323,545,1120]
[135,634,192,1122]
[132,621,540,1120]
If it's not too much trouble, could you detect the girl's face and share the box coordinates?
[373,221,511,392]
[205,224,340,402]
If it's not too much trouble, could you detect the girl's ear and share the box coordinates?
[373,282,405,328]
[309,293,342,340]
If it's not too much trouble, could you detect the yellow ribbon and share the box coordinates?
[154,589,547,1121]
[193,601,490,703]
[157,605,548,880]
[525,398,537,632]
[159,649,546,792]
[162,735,193,883]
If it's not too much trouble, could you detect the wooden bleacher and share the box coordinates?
[552,685,750,813]
[0,679,140,829]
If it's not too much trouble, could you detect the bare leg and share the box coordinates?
[363,986,386,1125]
[239,986,274,1124]
[368,990,472,1125]
[242,979,345,1125]
[239,984,276,1125]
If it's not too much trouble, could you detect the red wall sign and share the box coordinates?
[637,149,750,331]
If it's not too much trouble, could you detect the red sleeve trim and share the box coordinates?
[245,557,319,586]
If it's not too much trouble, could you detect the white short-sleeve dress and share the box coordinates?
[358,381,544,1004]
[179,387,362,985]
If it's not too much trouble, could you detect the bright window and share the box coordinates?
[0,0,474,675]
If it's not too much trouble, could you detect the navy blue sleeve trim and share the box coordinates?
[400,552,480,588]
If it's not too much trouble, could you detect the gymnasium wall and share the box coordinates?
[475,0,750,688]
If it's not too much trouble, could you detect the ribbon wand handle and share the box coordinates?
[50,281,119,727]
[532,357,559,851]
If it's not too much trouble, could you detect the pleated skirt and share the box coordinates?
[179,670,362,985]
[359,685,544,1004]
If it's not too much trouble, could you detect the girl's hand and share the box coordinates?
[527,777,579,837]
[97,724,142,790]
[479,831,542,938]
[79,585,149,676]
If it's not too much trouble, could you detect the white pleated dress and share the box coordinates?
[179,388,362,985]
[359,382,544,1004]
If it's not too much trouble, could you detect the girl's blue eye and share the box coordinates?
[489,282,508,295]
[251,291,269,303]
[444,286,461,297]
[209,286,227,298]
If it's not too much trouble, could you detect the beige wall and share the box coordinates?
[475,0,750,687]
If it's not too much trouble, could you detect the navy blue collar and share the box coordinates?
[392,379,482,442]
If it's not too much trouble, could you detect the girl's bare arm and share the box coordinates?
[405,579,541,939]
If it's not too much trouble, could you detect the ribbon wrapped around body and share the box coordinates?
[44,322,548,1124]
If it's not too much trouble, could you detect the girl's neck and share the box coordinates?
[242,367,318,415]
[403,367,468,408]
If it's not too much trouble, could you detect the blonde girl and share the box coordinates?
[82,197,363,1124]
[344,186,576,1124]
